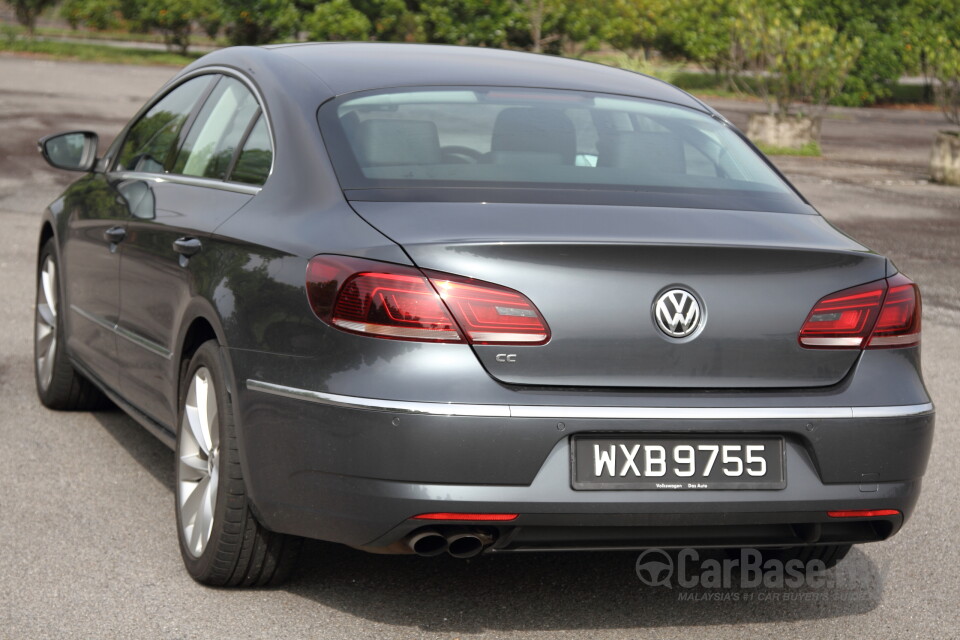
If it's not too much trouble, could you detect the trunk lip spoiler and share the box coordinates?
[245,379,933,420]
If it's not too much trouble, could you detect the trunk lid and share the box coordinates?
[349,202,885,389]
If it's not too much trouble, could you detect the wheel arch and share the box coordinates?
[174,302,240,426]
[38,221,55,259]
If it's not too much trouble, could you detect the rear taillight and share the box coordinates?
[799,273,920,349]
[868,273,921,348]
[306,256,550,345]
[426,274,549,344]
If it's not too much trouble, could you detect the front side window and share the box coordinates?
[173,77,260,180]
[115,76,213,174]
[319,87,806,212]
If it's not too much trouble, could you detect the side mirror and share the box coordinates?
[38,131,99,172]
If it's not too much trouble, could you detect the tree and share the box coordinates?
[305,0,372,41]
[351,0,425,42]
[221,0,300,45]
[731,2,862,118]
[58,0,122,32]
[800,0,911,107]
[913,0,960,125]
[658,0,737,77]
[138,0,204,54]
[902,0,960,109]
[419,0,522,47]
[11,0,57,34]
[600,0,667,61]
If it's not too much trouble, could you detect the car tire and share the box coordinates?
[175,340,302,586]
[34,239,109,410]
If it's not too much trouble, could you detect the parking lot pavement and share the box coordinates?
[0,56,958,639]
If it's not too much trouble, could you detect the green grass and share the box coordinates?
[756,141,822,157]
[31,25,222,47]
[0,37,200,66]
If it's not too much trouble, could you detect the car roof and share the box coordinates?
[223,43,708,112]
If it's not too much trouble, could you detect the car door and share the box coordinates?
[59,75,214,393]
[115,74,267,428]
[58,172,128,391]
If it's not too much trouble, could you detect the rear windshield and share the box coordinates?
[319,87,807,212]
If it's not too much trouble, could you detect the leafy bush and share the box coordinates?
[903,0,960,124]
[221,0,299,45]
[731,2,862,117]
[58,0,122,31]
[800,1,910,106]
[10,0,58,34]
[419,0,521,47]
[305,0,371,41]
[138,0,198,53]
[350,0,424,42]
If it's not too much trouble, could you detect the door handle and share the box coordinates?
[103,226,126,244]
[172,237,202,257]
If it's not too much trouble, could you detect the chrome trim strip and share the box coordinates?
[246,380,933,420]
[851,404,933,418]
[115,324,173,360]
[246,380,510,417]
[71,304,172,359]
[70,304,115,332]
[113,171,261,195]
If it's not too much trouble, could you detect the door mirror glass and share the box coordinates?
[38,131,99,172]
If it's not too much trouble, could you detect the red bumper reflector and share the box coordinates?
[827,509,900,518]
[412,512,518,522]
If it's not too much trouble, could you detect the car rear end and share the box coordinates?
[234,84,934,558]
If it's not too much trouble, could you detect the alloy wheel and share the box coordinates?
[35,256,58,391]
[177,367,221,558]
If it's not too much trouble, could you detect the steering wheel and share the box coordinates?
[440,145,483,164]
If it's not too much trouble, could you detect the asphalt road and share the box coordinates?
[0,56,958,640]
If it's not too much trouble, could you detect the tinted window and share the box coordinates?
[320,87,806,212]
[229,115,272,185]
[173,77,260,180]
[116,76,213,173]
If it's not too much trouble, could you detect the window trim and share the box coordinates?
[166,74,222,172]
[223,107,264,184]
[110,74,217,175]
[112,171,262,196]
[106,66,276,189]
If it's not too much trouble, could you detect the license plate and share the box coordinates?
[571,436,785,490]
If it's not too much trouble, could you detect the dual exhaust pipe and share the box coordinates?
[407,527,495,559]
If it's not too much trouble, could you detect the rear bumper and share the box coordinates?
[235,380,933,550]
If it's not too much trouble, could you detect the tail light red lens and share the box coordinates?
[799,273,920,350]
[868,273,921,348]
[427,274,549,344]
[306,256,550,345]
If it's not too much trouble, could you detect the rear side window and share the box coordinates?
[173,77,260,180]
[229,115,272,185]
[320,87,807,212]
[115,76,213,173]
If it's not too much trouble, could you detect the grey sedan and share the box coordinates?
[35,43,934,586]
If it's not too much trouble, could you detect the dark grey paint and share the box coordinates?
[351,202,884,388]
[38,43,934,554]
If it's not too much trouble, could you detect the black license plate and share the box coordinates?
[572,436,785,490]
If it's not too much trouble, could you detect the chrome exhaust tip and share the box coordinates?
[407,529,448,557]
[446,529,494,559]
